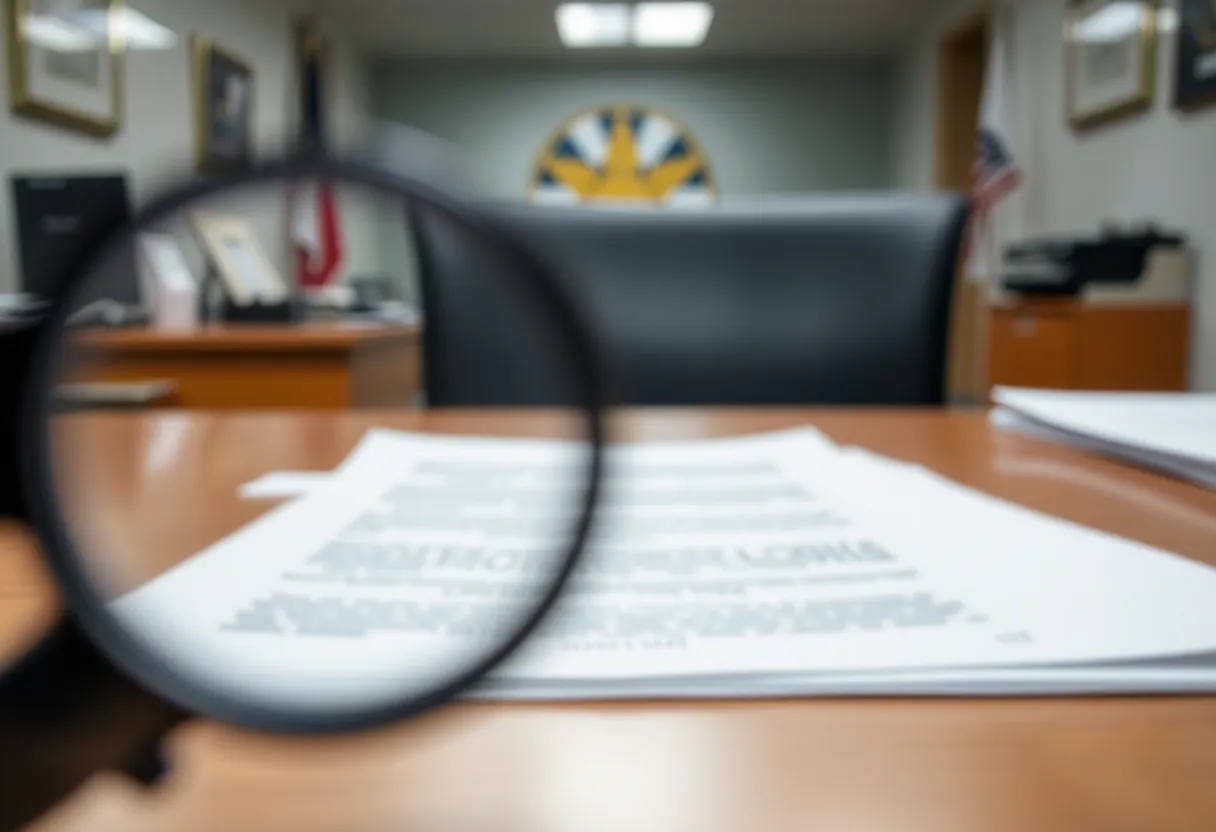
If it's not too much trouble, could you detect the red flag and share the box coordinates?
[290,23,343,289]
[291,177,343,288]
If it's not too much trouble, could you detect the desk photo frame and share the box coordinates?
[191,212,288,306]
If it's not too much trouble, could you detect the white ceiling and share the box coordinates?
[315,0,951,60]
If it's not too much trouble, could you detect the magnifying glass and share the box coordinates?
[0,152,608,827]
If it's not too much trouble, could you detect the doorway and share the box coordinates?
[935,9,990,404]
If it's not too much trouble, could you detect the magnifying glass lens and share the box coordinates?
[39,169,599,728]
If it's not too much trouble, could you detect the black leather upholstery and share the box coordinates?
[411,194,968,407]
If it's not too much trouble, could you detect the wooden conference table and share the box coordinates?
[5,408,1216,832]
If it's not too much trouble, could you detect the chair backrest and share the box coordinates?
[411,194,969,407]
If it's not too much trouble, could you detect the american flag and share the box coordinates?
[967,18,1020,283]
[289,24,344,289]
[974,128,1021,214]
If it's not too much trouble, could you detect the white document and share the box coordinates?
[138,233,199,332]
[110,426,1216,706]
[992,387,1216,489]
[239,471,338,500]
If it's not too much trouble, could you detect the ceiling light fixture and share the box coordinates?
[24,7,178,52]
[1072,1,1146,44]
[22,16,98,52]
[556,3,631,48]
[632,2,714,48]
[78,7,179,50]
[1156,6,1178,34]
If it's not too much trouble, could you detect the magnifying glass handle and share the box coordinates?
[0,324,183,829]
[0,618,186,831]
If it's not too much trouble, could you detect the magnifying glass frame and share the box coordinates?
[17,151,609,735]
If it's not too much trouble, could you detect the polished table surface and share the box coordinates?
[6,408,1216,832]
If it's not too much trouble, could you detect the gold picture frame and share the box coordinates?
[1173,0,1216,111]
[191,212,288,306]
[295,16,327,62]
[192,35,254,171]
[1065,0,1157,130]
[5,0,124,137]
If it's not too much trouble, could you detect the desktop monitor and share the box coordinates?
[10,173,141,309]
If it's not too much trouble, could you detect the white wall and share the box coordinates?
[894,0,1216,390]
[0,0,374,293]
[893,0,979,193]
[370,59,897,200]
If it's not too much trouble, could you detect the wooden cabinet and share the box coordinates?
[988,300,1189,392]
[989,311,1074,389]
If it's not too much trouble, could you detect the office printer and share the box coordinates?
[1001,227,1189,303]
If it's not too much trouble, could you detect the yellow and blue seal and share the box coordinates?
[530,105,716,207]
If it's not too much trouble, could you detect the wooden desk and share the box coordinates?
[7,409,1216,832]
[73,323,422,409]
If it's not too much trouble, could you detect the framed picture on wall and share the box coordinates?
[5,0,124,137]
[1174,0,1216,110]
[1065,0,1157,130]
[192,36,254,171]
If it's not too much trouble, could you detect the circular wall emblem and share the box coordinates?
[529,104,717,207]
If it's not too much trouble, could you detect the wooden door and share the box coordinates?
[935,12,990,404]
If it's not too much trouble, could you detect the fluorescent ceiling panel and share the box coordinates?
[556,3,631,47]
[632,2,714,47]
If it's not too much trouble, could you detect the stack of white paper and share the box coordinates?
[110,426,1216,706]
[992,387,1216,489]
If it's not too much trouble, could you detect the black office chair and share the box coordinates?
[410,194,969,407]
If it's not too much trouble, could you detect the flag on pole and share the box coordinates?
[289,23,344,289]
[967,12,1021,283]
